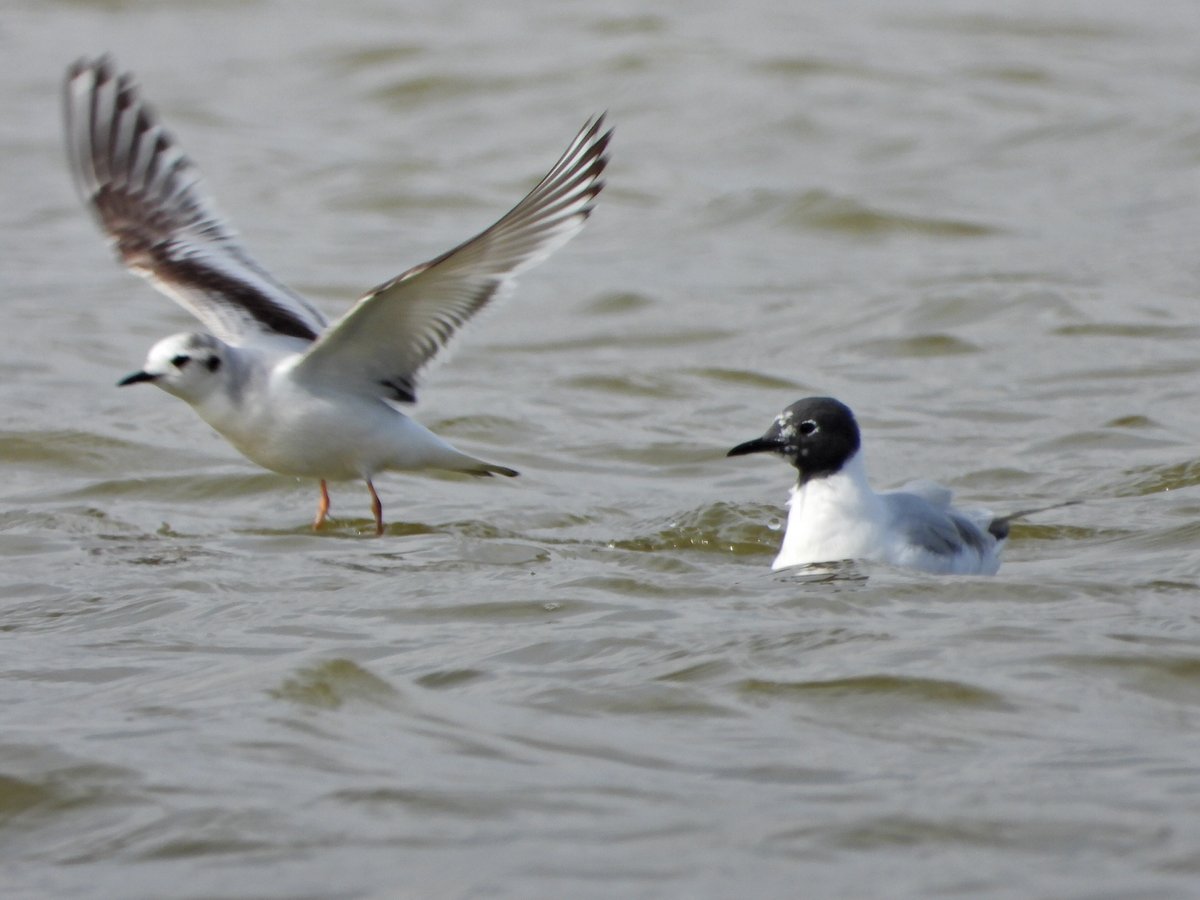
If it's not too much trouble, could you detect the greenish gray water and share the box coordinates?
[4,1,1200,897]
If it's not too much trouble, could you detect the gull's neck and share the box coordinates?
[185,345,269,443]
[791,450,876,505]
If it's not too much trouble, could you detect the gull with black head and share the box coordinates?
[64,56,611,534]
[728,397,1031,575]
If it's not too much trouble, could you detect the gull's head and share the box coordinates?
[727,396,862,484]
[118,333,230,403]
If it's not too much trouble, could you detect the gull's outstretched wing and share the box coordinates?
[63,56,328,344]
[291,114,611,403]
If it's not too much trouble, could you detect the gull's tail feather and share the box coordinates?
[441,452,518,478]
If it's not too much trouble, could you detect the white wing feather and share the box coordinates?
[292,115,611,403]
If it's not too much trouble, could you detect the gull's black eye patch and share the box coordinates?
[799,420,818,435]
[171,354,191,369]
[205,356,221,373]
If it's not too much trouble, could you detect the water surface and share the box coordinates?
[4,1,1200,897]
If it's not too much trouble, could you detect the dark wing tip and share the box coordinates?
[378,377,418,404]
[986,518,1011,541]
[988,499,1081,541]
[66,53,115,80]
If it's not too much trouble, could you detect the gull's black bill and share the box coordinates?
[727,436,784,458]
[118,370,158,387]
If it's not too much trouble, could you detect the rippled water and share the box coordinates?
[5,1,1200,897]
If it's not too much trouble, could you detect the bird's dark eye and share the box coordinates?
[799,420,818,435]
[205,356,221,373]
[171,354,191,369]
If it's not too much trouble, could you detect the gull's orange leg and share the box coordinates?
[367,479,384,536]
[313,479,331,531]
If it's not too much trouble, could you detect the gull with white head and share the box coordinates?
[64,56,611,535]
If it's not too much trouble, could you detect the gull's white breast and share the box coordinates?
[773,461,889,571]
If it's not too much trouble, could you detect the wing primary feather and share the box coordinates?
[64,56,328,344]
[291,113,612,403]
